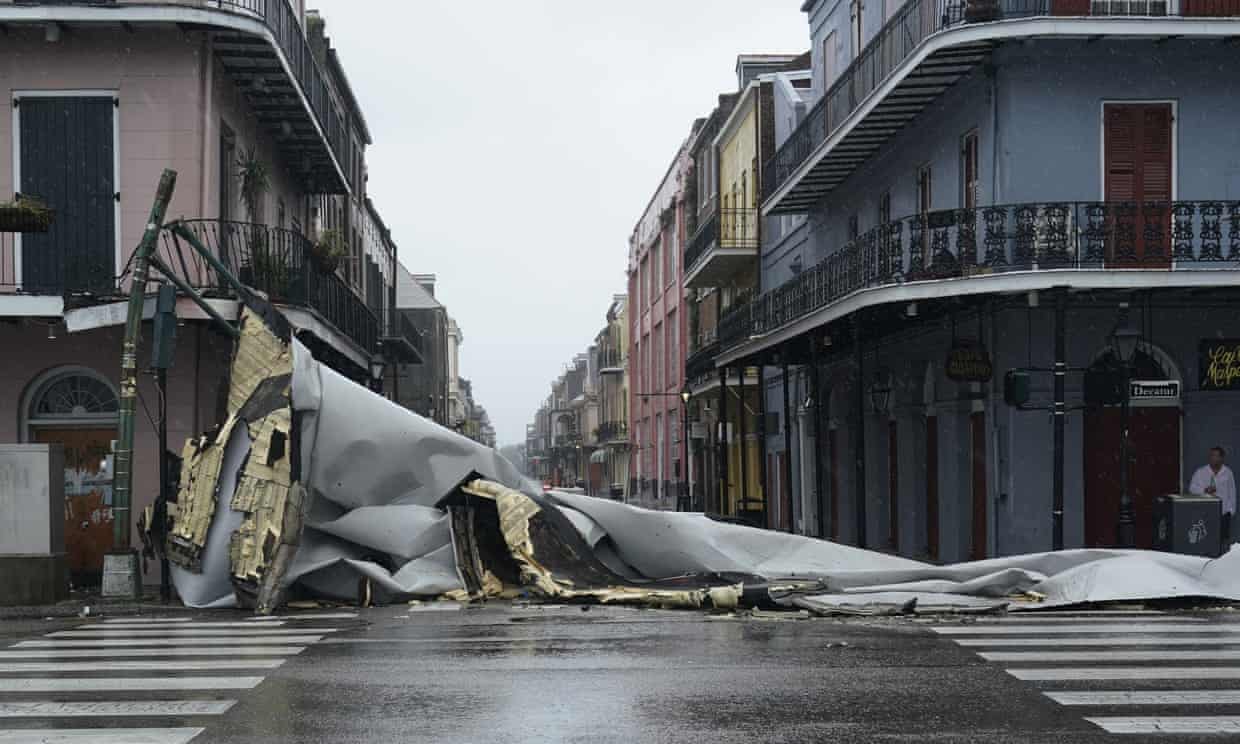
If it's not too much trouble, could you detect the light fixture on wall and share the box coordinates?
[869,377,893,416]
[46,323,57,341]
[905,302,919,319]
[1110,324,1142,366]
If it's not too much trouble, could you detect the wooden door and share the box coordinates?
[1084,407,1181,548]
[33,428,117,587]
[970,412,987,560]
[19,97,116,295]
[1104,103,1173,267]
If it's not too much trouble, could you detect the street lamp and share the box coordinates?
[1110,323,1142,548]
[680,386,691,512]
[368,353,386,395]
[869,377,893,416]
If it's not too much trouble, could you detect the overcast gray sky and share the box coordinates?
[312,1,809,446]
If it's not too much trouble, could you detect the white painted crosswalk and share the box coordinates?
[934,611,1240,736]
[0,611,358,743]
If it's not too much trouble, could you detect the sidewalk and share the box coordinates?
[0,589,193,621]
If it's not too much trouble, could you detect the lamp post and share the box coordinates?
[368,353,386,395]
[680,387,691,512]
[1111,323,1141,548]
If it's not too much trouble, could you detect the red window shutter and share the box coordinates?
[1105,105,1139,202]
[1141,105,1173,203]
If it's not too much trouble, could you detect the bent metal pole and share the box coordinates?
[113,169,178,553]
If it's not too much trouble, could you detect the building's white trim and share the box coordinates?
[63,296,239,334]
[20,364,120,442]
[0,4,349,193]
[764,16,1240,216]
[716,268,1240,366]
[0,295,64,317]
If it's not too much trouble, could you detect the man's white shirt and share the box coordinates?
[1190,464,1237,516]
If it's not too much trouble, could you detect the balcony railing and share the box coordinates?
[597,421,629,444]
[598,348,626,371]
[720,208,759,250]
[764,0,1240,203]
[158,219,379,354]
[720,200,1240,350]
[554,432,581,448]
[380,307,424,363]
[5,0,351,191]
[685,212,719,271]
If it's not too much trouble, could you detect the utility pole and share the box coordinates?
[104,169,177,600]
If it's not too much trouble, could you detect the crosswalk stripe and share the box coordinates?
[0,729,204,743]
[0,677,263,692]
[0,700,235,717]
[15,636,322,648]
[1085,716,1240,734]
[1009,667,1240,681]
[0,646,304,659]
[934,623,1240,635]
[984,649,1240,662]
[47,628,335,638]
[1049,691,1240,706]
[83,622,285,630]
[0,659,284,672]
[956,635,1240,647]
[99,618,194,625]
[968,616,1204,624]
[245,612,358,621]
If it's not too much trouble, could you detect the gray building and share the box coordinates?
[394,268,450,424]
[712,0,1240,561]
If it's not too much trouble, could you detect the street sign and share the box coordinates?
[1129,379,1180,401]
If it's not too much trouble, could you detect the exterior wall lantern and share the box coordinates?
[369,353,386,395]
[869,378,893,416]
[1109,321,1142,549]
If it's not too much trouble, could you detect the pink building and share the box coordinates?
[0,1,419,588]
[627,125,698,509]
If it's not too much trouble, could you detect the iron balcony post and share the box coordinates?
[1053,289,1066,551]
[782,358,794,533]
[1117,360,1136,548]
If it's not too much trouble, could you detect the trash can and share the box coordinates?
[1154,493,1221,557]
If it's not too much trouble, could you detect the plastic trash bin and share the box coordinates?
[1154,493,1221,557]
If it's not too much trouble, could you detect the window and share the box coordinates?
[848,213,860,241]
[917,165,933,216]
[741,172,748,211]
[277,199,286,230]
[822,31,837,90]
[961,130,980,209]
[664,223,673,286]
[850,1,864,61]
[652,242,661,296]
[878,191,891,225]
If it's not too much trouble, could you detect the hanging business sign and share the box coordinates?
[1200,340,1240,391]
[1129,379,1181,401]
[945,343,993,383]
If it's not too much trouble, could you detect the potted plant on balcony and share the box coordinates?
[310,228,347,274]
[239,229,290,301]
[0,194,54,233]
[235,147,269,224]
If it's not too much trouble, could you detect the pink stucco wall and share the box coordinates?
[0,320,231,564]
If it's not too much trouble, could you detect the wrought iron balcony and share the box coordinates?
[597,421,629,444]
[686,333,720,383]
[1,0,354,192]
[685,212,719,273]
[380,307,424,364]
[158,219,379,355]
[720,200,1240,352]
[598,348,626,372]
[554,432,582,448]
[685,209,759,288]
[764,0,1240,208]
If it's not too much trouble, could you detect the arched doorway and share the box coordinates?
[23,367,120,587]
[1083,345,1182,549]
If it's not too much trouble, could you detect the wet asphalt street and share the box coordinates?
[4,605,1240,743]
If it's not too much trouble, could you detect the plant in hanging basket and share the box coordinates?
[310,229,347,274]
[0,195,55,233]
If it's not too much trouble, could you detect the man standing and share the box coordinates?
[1190,446,1236,549]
